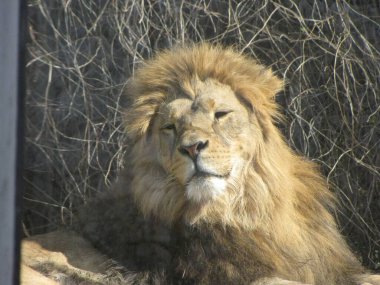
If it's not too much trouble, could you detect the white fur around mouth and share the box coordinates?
[185,174,227,203]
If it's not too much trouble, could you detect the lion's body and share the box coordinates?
[22,44,380,285]
[75,174,364,285]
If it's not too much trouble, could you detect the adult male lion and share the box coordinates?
[22,44,380,285]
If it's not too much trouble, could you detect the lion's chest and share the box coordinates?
[170,225,272,285]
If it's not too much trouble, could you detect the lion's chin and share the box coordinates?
[185,175,227,203]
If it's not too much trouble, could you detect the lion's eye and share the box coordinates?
[161,124,176,131]
[215,111,232,120]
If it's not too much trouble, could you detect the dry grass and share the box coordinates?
[24,0,379,270]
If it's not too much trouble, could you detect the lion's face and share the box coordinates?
[156,79,254,203]
[125,44,283,225]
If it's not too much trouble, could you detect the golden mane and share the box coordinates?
[121,43,376,284]
[124,44,333,228]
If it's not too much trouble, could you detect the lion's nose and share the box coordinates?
[179,140,209,160]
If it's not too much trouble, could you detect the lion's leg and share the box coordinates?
[21,264,58,285]
[251,277,311,285]
[21,230,122,284]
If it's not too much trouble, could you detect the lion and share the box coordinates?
[22,44,380,285]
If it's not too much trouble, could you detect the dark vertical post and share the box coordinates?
[0,0,25,284]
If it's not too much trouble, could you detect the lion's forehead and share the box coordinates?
[159,79,244,122]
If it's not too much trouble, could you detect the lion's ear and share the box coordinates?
[256,68,283,99]
[235,68,283,116]
[124,110,150,142]
[124,87,166,142]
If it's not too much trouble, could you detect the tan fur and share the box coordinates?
[21,44,380,285]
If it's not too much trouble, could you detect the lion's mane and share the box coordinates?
[77,44,375,285]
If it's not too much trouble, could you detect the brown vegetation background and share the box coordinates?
[24,0,379,271]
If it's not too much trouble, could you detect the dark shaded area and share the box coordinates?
[24,0,379,271]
